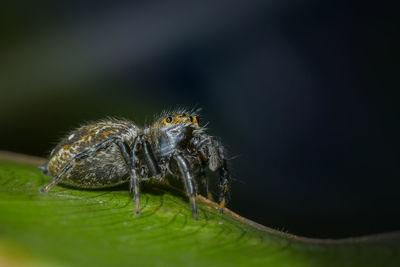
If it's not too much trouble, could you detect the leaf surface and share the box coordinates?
[0,152,399,267]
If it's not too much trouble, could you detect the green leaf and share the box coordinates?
[0,151,399,267]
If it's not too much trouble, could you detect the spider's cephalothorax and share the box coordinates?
[39,109,231,220]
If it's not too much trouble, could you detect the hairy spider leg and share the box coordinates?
[141,135,160,177]
[127,137,141,215]
[217,159,231,213]
[39,138,119,193]
[199,167,213,201]
[173,154,198,220]
[194,137,213,200]
[112,138,142,216]
[197,138,231,213]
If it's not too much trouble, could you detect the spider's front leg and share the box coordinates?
[197,137,231,213]
[173,153,198,220]
[199,166,213,201]
[217,156,230,212]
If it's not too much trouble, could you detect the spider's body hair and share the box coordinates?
[40,109,231,220]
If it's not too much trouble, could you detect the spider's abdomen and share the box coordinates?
[46,120,138,188]
[59,143,131,188]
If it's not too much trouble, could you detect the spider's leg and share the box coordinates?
[40,138,117,193]
[217,158,231,213]
[118,137,142,215]
[173,154,198,220]
[199,167,213,200]
[198,138,231,212]
[39,163,72,193]
[141,135,160,177]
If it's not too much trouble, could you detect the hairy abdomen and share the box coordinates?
[46,120,137,188]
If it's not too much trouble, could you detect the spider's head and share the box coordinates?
[150,111,201,156]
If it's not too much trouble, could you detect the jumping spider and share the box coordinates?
[39,109,231,220]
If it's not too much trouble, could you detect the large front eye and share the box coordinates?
[165,116,173,124]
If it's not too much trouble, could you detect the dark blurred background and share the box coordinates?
[1,1,399,238]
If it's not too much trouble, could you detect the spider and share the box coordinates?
[39,108,231,220]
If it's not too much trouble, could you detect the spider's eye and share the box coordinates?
[165,116,173,124]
